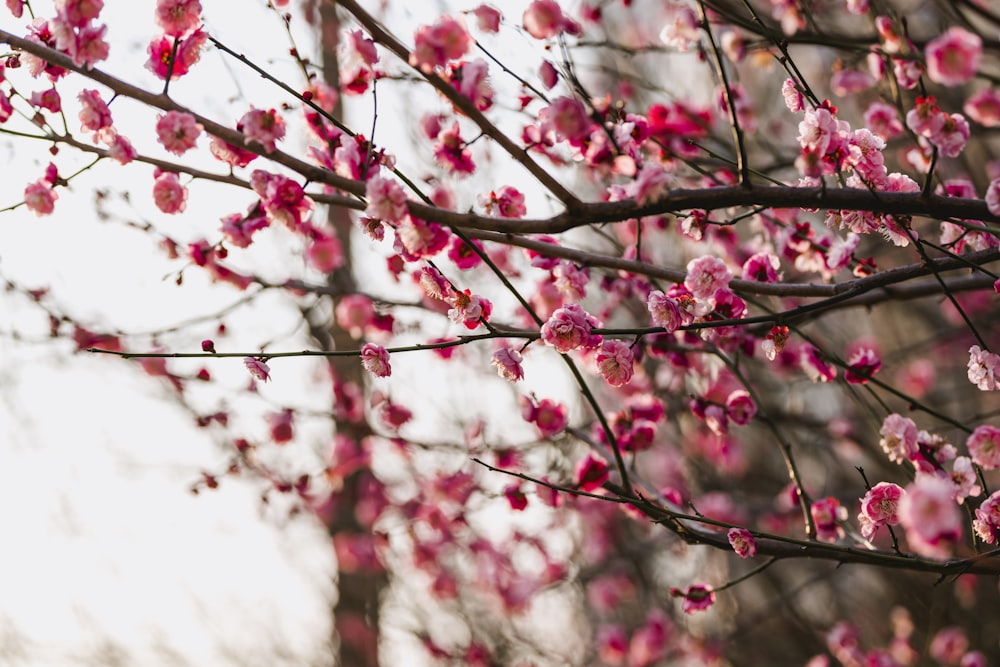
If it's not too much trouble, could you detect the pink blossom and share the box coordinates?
[105,132,137,164]
[973,490,1000,544]
[646,290,692,333]
[929,113,970,158]
[539,60,558,89]
[416,266,451,301]
[741,252,780,282]
[29,89,61,113]
[986,179,1000,217]
[949,456,981,502]
[540,303,602,353]
[77,89,111,132]
[450,59,493,111]
[360,343,391,377]
[155,0,202,37]
[685,255,732,300]
[811,496,845,543]
[864,101,903,139]
[671,584,715,614]
[364,176,408,222]
[479,185,526,218]
[6,0,23,17]
[929,627,969,666]
[243,356,270,382]
[251,170,314,230]
[522,0,579,40]
[446,237,483,270]
[543,96,593,144]
[906,96,945,138]
[925,27,981,87]
[471,4,501,33]
[552,261,589,301]
[433,121,475,174]
[503,484,528,511]
[334,294,375,338]
[597,625,628,665]
[782,78,804,112]
[574,453,608,491]
[522,396,569,438]
[967,345,1000,391]
[145,28,205,80]
[879,413,919,464]
[267,408,294,443]
[447,289,492,329]
[23,180,58,216]
[725,390,756,425]
[491,347,524,383]
[69,22,109,68]
[858,482,904,539]
[238,107,285,152]
[409,15,471,72]
[626,163,672,205]
[966,424,1000,470]
[0,94,13,124]
[659,4,700,52]
[305,236,344,273]
[964,88,1000,127]
[898,475,963,557]
[156,110,202,156]
[596,339,634,387]
[727,527,757,558]
[152,172,187,214]
[797,107,840,155]
[845,347,880,384]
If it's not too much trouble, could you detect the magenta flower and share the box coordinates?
[360,343,391,377]
[238,107,285,153]
[646,290,692,333]
[540,303,602,353]
[966,425,1000,470]
[671,584,715,614]
[845,347,881,384]
[152,172,187,214]
[574,453,609,492]
[811,497,845,543]
[596,339,634,387]
[155,0,202,37]
[858,482,904,540]
[409,15,471,72]
[447,290,492,330]
[725,390,756,426]
[491,348,524,383]
[243,357,270,383]
[521,397,568,438]
[522,0,580,40]
[727,527,757,558]
[23,180,58,216]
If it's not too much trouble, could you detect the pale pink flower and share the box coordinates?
[811,496,845,543]
[859,482,904,540]
[70,22,109,68]
[966,424,1000,470]
[626,163,672,205]
[416,266,451,301]
[879,413,919,464]
[471,4,501,33]
[925,27,981,87]
[929,627,969,666]
[452,58,493,111]
[898,475,963,557]
[539,60,558,89]
[447,290,492,329]
[152,172,187,214]
[360,343,391,377]
[335,294,375,338]
[671,584,715,614]
[238,107,285,152]
[781,78,804,112]
[522,0,579,40]
[659,4,700,52]
[77,89,112,132]
[685,255,732,300]
[646,290,692,333]
[409,15,471,72]
[727,527,757,558]
[243,356,270,382]
[433,121,475,174]
[967,345,1000,391]
[986,179,1000,217]
[6,0,24,17]
[491,347,524,382]
[864,101,903,139]
[973,490,1000,544]
[543,96,593,144]
[949,457,981,502]
[23,180,58,216]
[156,110,202,155]
[596,339,634,387]
[29,89,61,113]
[479,185,526,218]
[801,344,837,382]
[964,88,1000,127]
[305,236,344,273]
[105,132,137,164]
[364,175,408,222]
[155,0,202,37]
[906,96,945,138]
[797,107,839,155]
[540,303,601,353]
[552,260,589,301]
[929,113,970,158]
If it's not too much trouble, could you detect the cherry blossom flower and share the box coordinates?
[596,339,634,387]
[964,88,1000,127]
[267,408,294,444]
[449,58,493,111]
[966,424,1000,470]
[155,0,202,37]
[725,390,756,425]
[967,345,1000,391]
[29,88,61,113]
[479,185,526,218]
[898,475,963,557]
[928,113,970,158]
[925,27,981,87]
[972,490,1000,544]
[863,101,903,139]
[243,356,270,382]
[626,163,672,205]
[238,107,285,152]
[949,457,981,502]
[671,584,715,614]
[360,343,391,377]
[305,236,344,273]
[646,290,693,333]
[23,179,58,216]
[522,396,569,438]
[811,497,845,542]
[660,4,700,52]
[727,527,757,558]
[522,0,580,40]
[491,348,524,383]
[685,255,732,300]
[879,413,919,464]
[152,171,187,214]
[540,303,601,353]
[156,110,202,155]
[539,60,558,89]
[741,252,781,282]
[364,175,408,222]
[782,78,804,112]
[503,484,528,511]
[471,4,501,33]
[574,453,608,491]
[77,89,112,133]
[447,289,492,329]
[987,179,1000,217]
[801,344,837,382]
[858,482,904,540]
[409,15,471,72]
[845,347,881,384]
[433,121,475,174]
[146,29,205,80]
[543,96,592,144]
[105,132,137,164]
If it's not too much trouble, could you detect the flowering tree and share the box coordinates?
[3,0,1000,664]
